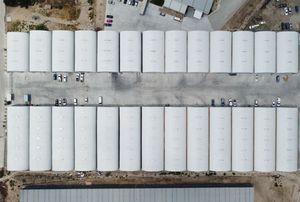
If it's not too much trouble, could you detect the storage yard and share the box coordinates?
[2,0,300,201]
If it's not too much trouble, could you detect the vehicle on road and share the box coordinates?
[106,15,113,18]
[73,98,78,106]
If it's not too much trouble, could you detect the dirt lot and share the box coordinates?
[6,0,106,31]
[0,170,300,201]
[223,0,300,31]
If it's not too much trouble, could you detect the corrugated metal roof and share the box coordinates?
[20,187,254,202]
[163,0,214,14]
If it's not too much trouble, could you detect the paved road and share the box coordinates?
[0,0,7,168]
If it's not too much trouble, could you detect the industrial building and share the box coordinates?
[6,106,299,173]
[6,30,299,73]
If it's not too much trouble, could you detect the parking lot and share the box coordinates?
[10,72,299,107]
[104,0,213,31]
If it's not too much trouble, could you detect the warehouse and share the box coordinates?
[165,107,187,171]
[142,31,165,72]
[255,31,276,73]
[97,31,119,72]
[277,31,298,73]
[5,106,299,173]
[7,106,29,171]
[276,107,298,172]
[142,107,164,171]
[119,107,141,171]
[254,107,276,172]
[232,107,253,172]
[29,31,52,72]
[188,31,209,72]
[52,107,74,171]
[120,31,141,72]
[187,107,209,171]
[29,106,51,171]
[165,31,187,72]
[74,107,97,171]
[52,30,74,72]
[7,32,29,72]
[232,31,254,73]
[97,107,119,171]
[209,107,231,171]
[75,31,97,72]
[210,31,232,73]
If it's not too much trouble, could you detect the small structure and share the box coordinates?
[163,0,214,18]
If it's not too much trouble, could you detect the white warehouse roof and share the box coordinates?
[75,31,97,72]
[276,107,298,172]
[29,107,52,171]
[165,31,187,72]
[7,106,29,171]
[165,107,187,171]
[97,31,119,72]
[254,107,276,172]
[187,107,209,171]
[142,107,164,171]
[232,107,253,172]
[232,31,254,73]
[7,32,29,72]
[119,107,141,171]
[255,31,276,73]
[210,31,232,73]
[74,107,97,171]
[52,107,74,171]
[97,107,119,171]
[277,31,299,73]
[52,30,74,72]
[188,31,209,73]
[142,31,165,72]
[120,31,142,72]
[29,31,52,72]
[209,107,231,171]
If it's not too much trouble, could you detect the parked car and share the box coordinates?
[254,99,259,107]
[277,97,281,107]
[272,100,276,107]
[62,98,67,106]
[221,98,225,107]
[211,99,215,107]
[106,19,113,23]
[106,15,113,18]
[278,3,287,8]
[295,6,299,13]
[84,97,89,103]
[57,74,62,82]
[98,96,103,105]
[228,98,233,107]
[53,73,57,80]
[63,75,67,82]
[58,98,62,106]
[233,99,237,107]
[76,73,80,82]
[73,98,78,106]
[80,73,84,82]
[55,99,59,106]
[160,12,166,16]
[123,0,127,4]
[105,23,112,27]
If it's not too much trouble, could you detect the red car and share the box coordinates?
[106,19,113,23]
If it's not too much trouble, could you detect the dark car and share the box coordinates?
[295,6,299,13]
[278,3,287,8]
[104,23,112,27]
[55,99,59,106]
[124,0,127,4]
[106,19,113,23]
[211,99,215,107]
[53,73,57,80]
[106,15,113,18]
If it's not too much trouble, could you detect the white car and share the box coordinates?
[63,75,67,82]
[73,98,78,106]
[84,97,88,103]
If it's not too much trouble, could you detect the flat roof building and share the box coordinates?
[163,0,214,15]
